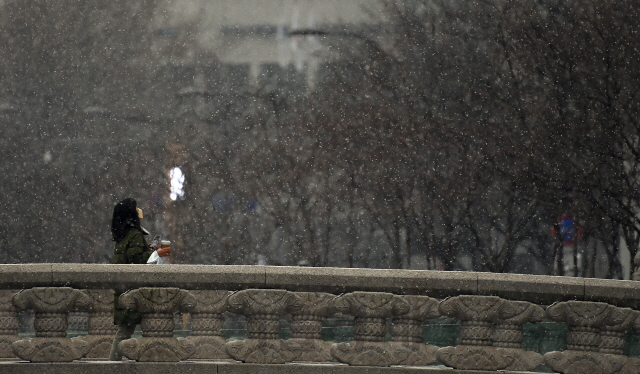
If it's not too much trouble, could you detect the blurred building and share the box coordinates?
[150,0,386,87]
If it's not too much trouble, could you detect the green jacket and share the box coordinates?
[113,228,152,326]
[114,228,152,265]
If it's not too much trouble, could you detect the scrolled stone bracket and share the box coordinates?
[491,300,545,371]
[71,289,117,359]
[11,287,91,362]
[224,289,301,363]
[286,292,336,362]
[436,295,510,371]
[386,295,440,366]
[435,296,545,371]
[117,287,196,362]
[330,291,410,367]
[543,301,640,374]
[185,290,232,360]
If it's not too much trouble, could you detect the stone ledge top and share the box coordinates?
[0,264,637,307]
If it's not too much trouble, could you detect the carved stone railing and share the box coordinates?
[0,264,639,373]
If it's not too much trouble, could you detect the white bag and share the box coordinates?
[147,250,168,264]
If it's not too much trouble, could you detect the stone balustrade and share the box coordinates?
[0,264,639,374]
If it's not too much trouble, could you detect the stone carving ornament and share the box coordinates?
[0,290,20,358]
[492,300,545,371]
[547,300,612,352]
[436,295,513,371]
[117,287,196,362]
[67,311,88,333]
[186,289,232,359]
[599,306,640,355]
[71,289,117,359]
[545,350,631,374]
[11,287,91,362]
[436,296,547,371]
[286,292,336,362]
[387,295,440,366]
[330,291,410,366]
[224,289,302,364]
[543,301,640,374]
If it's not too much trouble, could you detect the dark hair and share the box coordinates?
[111,198,141,242]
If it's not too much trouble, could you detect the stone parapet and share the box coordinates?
[0,264,639,373]
[1,264,639,307]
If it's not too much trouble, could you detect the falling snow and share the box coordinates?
[0,0,638,280]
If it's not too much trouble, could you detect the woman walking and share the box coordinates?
[108,198,170,361]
